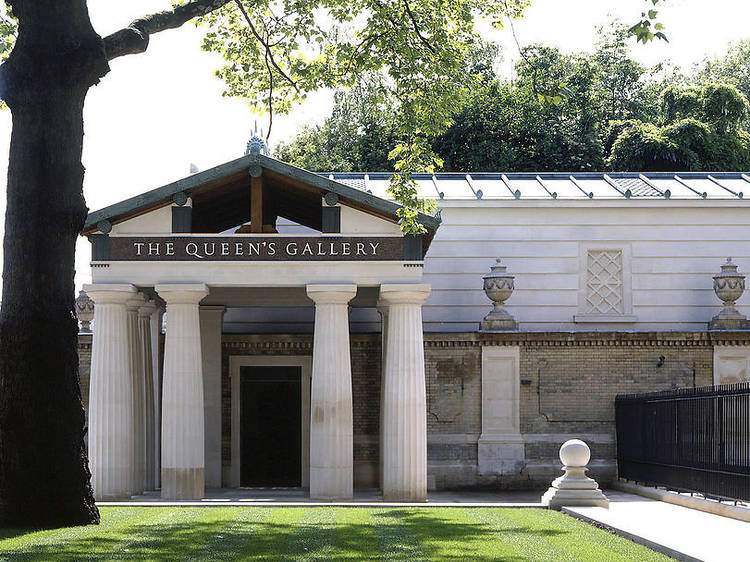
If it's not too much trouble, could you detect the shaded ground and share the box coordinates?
[0,507,669,561]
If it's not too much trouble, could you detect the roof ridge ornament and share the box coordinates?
[245,121,270,157]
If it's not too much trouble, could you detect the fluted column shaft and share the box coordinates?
[84,284,137,501]
[156,284,209,500]
[306,284,357,500]
[138,301,157,491]
[150,307,164,489]
[126,295,145,495]
[379,284,431,502]
[377,305,388,492]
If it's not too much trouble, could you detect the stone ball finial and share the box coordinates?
[559,439,590,468]
[541,438,609,509]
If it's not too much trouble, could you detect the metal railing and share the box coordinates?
[615,382,750,503]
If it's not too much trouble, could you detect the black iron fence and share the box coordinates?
[615,382,750,503]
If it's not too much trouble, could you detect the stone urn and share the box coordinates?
[75,289,95,333]
[710,258,748,329]
[480,258,518,331]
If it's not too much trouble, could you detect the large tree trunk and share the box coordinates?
[0,0,109,528]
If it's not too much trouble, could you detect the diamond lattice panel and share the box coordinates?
[586,250,624,314]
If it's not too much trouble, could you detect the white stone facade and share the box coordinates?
[80,156,750,499]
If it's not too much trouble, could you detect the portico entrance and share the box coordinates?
[81,152,439,502]
[239,365,302,487]
[230,355,312,489]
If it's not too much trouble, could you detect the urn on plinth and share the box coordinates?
[710,258,749,330]
[75,289,95,333]
[480,258,518,331]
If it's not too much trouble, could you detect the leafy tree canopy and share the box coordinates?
[276,22,750,174]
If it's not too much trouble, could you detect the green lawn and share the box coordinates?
[0,507,668,561]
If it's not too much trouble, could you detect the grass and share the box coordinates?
[0,507,669,561]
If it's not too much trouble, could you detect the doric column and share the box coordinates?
[138,300,157,491]
[156,284,209,500]
[83,283,136,500]
[126,294,145,495]
[379,283,431,502]
[306,284,357,500]
[149,306,164,489]
[376,304,388,492]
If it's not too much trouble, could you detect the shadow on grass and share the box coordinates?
[0,509,570,561]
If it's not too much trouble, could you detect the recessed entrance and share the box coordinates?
[240,366,302,487]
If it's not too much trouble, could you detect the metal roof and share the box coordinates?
[323,172,750,201]
[84,154,441,233]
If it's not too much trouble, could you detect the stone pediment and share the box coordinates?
[82,154,440,245]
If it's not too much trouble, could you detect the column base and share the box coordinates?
[541,467,609,510]
[478,434,525,475]
[309,467,353,501]
[383,489,427,502]
[161,467,205,500]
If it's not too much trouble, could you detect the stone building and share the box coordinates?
[76,145,750,500]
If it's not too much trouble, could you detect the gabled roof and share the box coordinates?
[325,171,750,201]
[83,154,442,234]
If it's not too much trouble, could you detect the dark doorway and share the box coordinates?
[240,366,302,487]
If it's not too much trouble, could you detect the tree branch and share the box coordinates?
[103,0,232,61]
[233,0,300,94]
[401,0,434,53]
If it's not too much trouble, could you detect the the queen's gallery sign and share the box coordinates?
[107,236,407,261]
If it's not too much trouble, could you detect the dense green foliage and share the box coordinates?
[197,0,535,232]
[0,506,670,561]
[276,27,750,173]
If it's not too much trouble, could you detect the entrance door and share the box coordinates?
[240,366,302,487]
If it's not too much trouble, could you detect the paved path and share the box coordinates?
[564,490,749,562]
[98,488,543,507]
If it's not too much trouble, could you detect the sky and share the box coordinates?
[0,0,749,289]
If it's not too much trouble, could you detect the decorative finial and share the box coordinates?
[75,290,95,333]
[480,258,517,331]
[710,257,748,329]
[541,439,609,509]
[245,121,270,156]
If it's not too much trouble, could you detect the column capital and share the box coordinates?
[138,299,158,317]
[83,284,136,305]
[378,283,431,306]
[126,293,146,311]
[155,284,209,305]
[306,284,357,305]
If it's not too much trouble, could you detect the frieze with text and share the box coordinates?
[106,236,407,261]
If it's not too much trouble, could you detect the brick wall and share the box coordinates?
[78,330,741,490]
